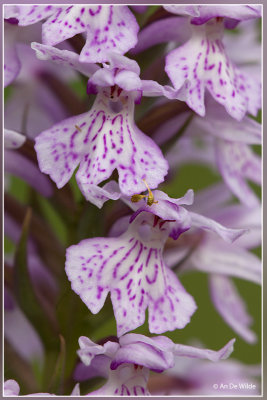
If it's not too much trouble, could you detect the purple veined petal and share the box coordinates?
[115,70,142,92]
[4,128,26,149]
[209,274,257,343]
[4,380,20,396]
[89,68,115,88]
[5,304,44,363]
[190,211,247,243]
[4,5,56,26]
[35,89,168,200]
[148,267,196,334]
[77,336,119,366]
[215,139,261,207]
[129,195,193,226]
[5,149,53,197]
[213,203,261,249]
[188,241,261,284]
[119,333,174,352]
[105,51,140,75]
[77,336,105,366]
[86,364,150,396]
[131,17,191,55]
[65,212,196,336]
[4,22,21,87]
[165,19,261,120]
[194,97,262,145]
[168,215,191,240]
[35,112,87,189]
[89,67,142,92]
[190,5,262,26]
[156,189,194,207]
[42,6,139,63]
[31,42,99,77]
[79,180,121,208]
[164,5,261,24]
[173,338,235,362]
[141,79,189,101]
[110,334,174,372]
[123,189,194,224]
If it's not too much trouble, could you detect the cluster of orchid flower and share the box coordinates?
[4,4,262,397]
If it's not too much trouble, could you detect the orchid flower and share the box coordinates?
[66,186,245,336]
[164,183,261,343]
[4,5,139,63]
[77,333,235,396]
[31,46,187,203]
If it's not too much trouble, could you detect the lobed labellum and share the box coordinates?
[165,19,261,120]
[65,213,196,337]
[35,87,168,201]
[42,5,139,63]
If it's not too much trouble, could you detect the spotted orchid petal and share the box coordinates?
[42,6,139,63]
[88,364,150,396]
[124,187,245,243]
[213,203,261,249]
[215,139,261,207]
[165,19,261,120]
[78,336,119,366]
[31,42,99,77]
[4,128,26,149]
[80,181,121,208]
[194,98,262,144]
[209,275,257,343]
[4,22,20,87]
[140,79,189,101]
[127,189,194,224]
[112,334,175,372]
[4,5,56,25]
[187,241,261,284]
[66,212,197,336]
[78,333,235,396]
[189,211,247,243]
[174,338,235,361]
[35,88,168,203]
[164,5,261,25]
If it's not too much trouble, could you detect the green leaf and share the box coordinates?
[48,335,66,395]
[13,208,58,349]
